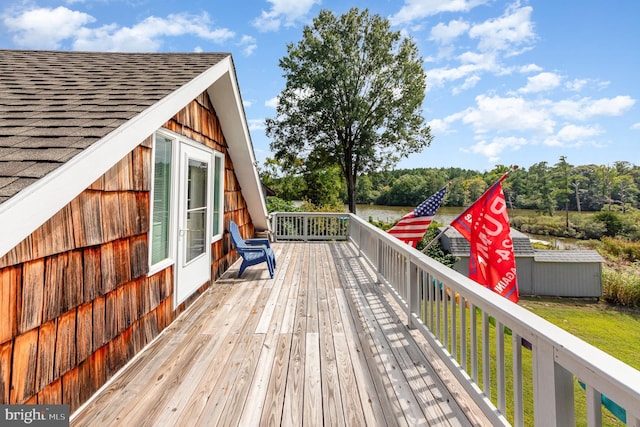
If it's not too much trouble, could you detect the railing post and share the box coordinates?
[407,258,419,329]
[533,340,575,426]
[271,213,278,242]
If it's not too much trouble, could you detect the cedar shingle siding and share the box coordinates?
[0,51,256,412]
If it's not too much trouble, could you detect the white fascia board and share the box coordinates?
[0,57,233,259]
[207,62,269,231]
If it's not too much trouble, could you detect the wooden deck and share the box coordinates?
[71,242,490,426]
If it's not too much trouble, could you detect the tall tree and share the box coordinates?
[553,156,572,228]
[266,8,432,213]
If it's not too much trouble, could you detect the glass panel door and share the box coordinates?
[176,143,211,306]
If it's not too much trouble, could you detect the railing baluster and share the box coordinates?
[428,273,434,331]
[585,383,602,427]
[460,296,467,373]
[435,276,441,340]
[482,311,490,397]
[444,283,449,349]
[512,333,524,427]
[471,304,478,383]
[451,290,457,359]
[497,320,505,414]
[406,256,413,328]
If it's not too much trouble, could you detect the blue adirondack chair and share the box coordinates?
[229,221,276,278]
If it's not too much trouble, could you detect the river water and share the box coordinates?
[354,204,579,248]
[354,204,537,224]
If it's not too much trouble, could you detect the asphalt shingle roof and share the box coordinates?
[0,50,229,204]
[534,250,604,263]
[440,226,535,257]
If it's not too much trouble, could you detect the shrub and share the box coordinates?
[601,237,640,262]
[593,211,623,237]
[602,266,640,307]
[266,197,301,213]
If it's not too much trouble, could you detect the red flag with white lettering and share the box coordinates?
[450,173,519,303]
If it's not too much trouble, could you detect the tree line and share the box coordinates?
[260,158,640,214]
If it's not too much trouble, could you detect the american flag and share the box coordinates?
[388,186,448,247]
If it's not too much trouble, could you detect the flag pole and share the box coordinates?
[421,226,450,253]
[421,166,519,255]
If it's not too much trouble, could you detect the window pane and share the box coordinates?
[187,159,207,210]
[151,135,172,265]
[186,159,208,263]
[186,209,206,262]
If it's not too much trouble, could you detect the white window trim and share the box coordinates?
[212,151,225,242]
[148,130,178,276]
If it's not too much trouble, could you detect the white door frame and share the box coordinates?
[175,142,212,306]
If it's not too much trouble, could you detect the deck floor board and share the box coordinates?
[71,242,490,427]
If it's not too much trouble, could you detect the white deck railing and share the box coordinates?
[271,212,640,427]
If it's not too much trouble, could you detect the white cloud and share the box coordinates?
[469,5,535,54]
[416,5,538,94]
[556,124,603,141]
[238,35,257,56]
[248,119,266,131]
[3,6,94,49]
[463,136,527,162]
[3,7,235,52]
[452,75,481,94]
[565,78,588,92]
[430,19,470,44]
[553,96,636,121]
[518,72,562,93]
[74,13,234,51]
[519,63,543,73]
[632,123,640,130]
[265,97,279,108]
[461,94,555,134]
[565,78,610,92]
[426,52,499,91]
[390,0,489,26]
[543,124,603,147]
[252,0,320,32]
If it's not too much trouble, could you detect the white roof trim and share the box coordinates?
[207,59,269,233]
[0,55,268,259]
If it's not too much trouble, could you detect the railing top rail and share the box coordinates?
[271,211,351,218]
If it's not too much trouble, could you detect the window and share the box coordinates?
[212,152,224,239]
[150,133,174,267]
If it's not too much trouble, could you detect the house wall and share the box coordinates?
[452,257,601,297]
[0,91,254,411]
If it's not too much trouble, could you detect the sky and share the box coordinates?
[1,0,639,172]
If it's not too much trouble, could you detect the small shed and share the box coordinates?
[0,50,268,411]
[532,250,604,298]
[438,227,604,298]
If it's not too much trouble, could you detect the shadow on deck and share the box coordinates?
[71,242,490,426]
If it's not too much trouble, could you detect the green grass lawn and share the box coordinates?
[504,297,639,426]
[519,297,640,371]
[428,296,639,426]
